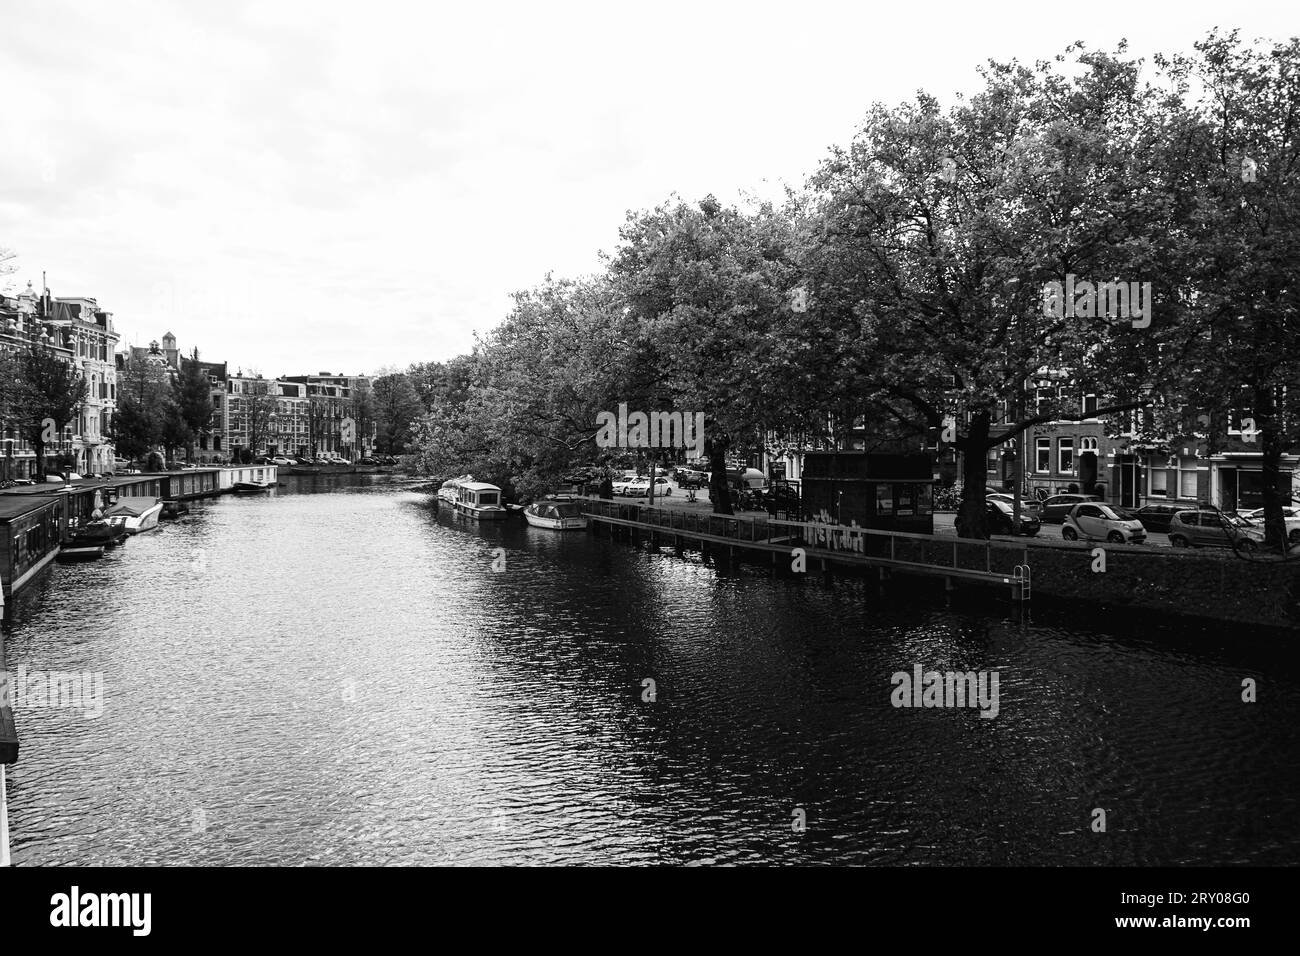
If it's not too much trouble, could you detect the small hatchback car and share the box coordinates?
[1062,502,1147,544]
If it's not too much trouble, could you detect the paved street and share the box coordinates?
[612,481,1179,548]
[932,512,1174,548]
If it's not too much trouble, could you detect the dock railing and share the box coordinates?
[579,497,1031,580]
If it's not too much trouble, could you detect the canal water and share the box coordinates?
[3,475,1297,865]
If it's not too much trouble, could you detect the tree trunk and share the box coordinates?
[708,436,733,516]
[954,410,991,540]
[1257,386,1287,553]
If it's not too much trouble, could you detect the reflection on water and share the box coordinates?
[3,475,1297,865]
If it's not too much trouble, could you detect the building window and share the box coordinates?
[1035,438,1050,473]
[1079,436,1098,454]
[1179,460,1198,498]
[1083,394,1098,417]
[1058,438,1074,474]
[1150,469,1168,497]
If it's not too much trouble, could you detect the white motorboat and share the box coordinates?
[453,481,507,520]
[104,496,164,533]
[523,497,588,530]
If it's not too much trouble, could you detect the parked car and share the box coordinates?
[985,498,1040,536]
[1131,502,1185,534]
[756,483,801,513]
[268,456,294,466]
[1167,510,1265,551]
[675,468,709,489]
[623,476,673,497]
[1236,507,1300,545]
[986,492,1041,516]
[1062,502,1147,544]
[1039,493,1103,523]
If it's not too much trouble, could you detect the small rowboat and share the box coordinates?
[233,480,272,493]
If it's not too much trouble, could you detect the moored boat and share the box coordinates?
[68,516,129,549]
[160,499,189,519]
[523,497,588,530]
[438,474,474,505]
[104,496,164,533]
[453,481,507,520]
[233,480,272,493]
[57,541,105,562]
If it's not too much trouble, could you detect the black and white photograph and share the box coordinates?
[0,0,1295,934]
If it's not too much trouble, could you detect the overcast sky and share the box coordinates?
[1,1,1293,376]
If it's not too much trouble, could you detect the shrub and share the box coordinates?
[933,482,963,511]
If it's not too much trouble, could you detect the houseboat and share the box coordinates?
[438,474,474,505]
[104,496,164,533]
[454,481,508,520]
[523,497,588,530]
[0,496,63,599]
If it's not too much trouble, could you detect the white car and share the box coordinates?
[269,456,294,466]
[623,476,673,497]
[1062,502,1147,544]
[1237,507,1300,545]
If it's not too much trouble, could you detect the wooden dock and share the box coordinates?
[580,498,1032,599]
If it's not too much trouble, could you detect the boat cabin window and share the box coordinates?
[478,491,499,505]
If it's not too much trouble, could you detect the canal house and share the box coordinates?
[800,452,936,534]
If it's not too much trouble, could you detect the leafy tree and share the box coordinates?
[16,344,88,477]
[801,44,1187,538]
[414,275,643,498]
[175,347,214,461]
[1154,32,1300,552]
[610,195,803,514]
[0,349,22,477]
[373,373,424,454]
[349,378,376,457]
[114,352,169,461]
[243,379,276,458]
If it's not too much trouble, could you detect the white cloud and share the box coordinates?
[1,0,1293,373]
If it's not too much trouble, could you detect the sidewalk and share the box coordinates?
[597,483,769,517]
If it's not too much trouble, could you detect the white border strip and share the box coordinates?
[1,764,11,867]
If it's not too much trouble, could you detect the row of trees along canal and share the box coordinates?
[403,33,1298,548]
